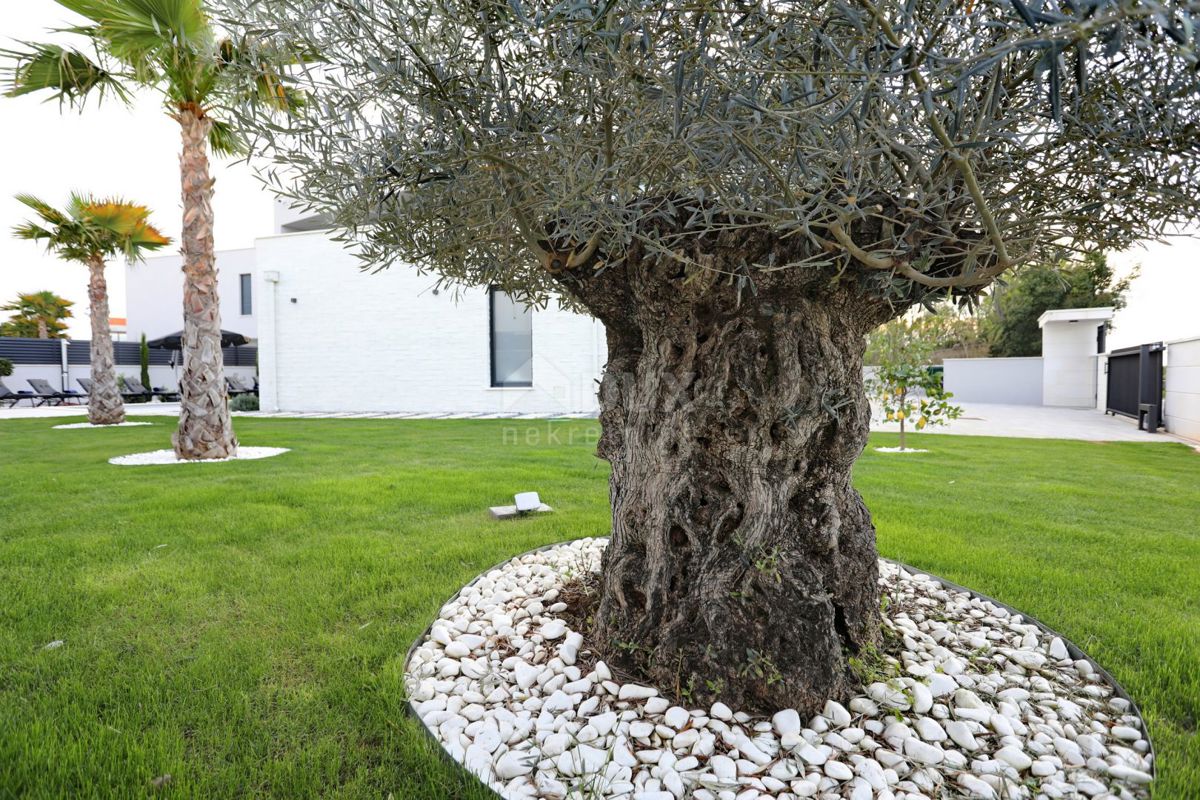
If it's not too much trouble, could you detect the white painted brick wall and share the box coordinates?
[256,231,605,414]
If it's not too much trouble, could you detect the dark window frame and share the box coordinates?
[239,273,253,316]
[489,287,533,388]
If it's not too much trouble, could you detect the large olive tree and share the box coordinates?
[227,0,1200,713]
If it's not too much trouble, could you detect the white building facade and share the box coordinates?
[255,231,605,414]
[126,248,258,343]
[127,204,606,415]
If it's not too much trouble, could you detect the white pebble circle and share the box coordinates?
[108,447,290,466]
[406,537,1154,800]
[53,421,156,429]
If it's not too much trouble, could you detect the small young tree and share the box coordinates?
[12,195,170,425]
[867,326,962,451]
[226,0,1200,712]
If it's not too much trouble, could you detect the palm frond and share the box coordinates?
[11,222,55,243]
[12,193,172,266]
[14,193,71,227]
[56,0,210,55]
[81,199,172,246]
[54,0,212,98]
[0,42,130,107]
[207,116,246,157]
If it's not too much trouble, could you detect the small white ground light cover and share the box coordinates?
[53,421,155,430]
[490,491,553,519]
[109,447,290,466]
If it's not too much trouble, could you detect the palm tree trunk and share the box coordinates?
[37,318,48,339]
[173,108,237,459]
[86,256,124,425]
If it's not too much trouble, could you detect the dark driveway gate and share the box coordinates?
[1105,343,1164,431]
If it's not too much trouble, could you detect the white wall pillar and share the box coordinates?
[1039,307,1114,408]
[259,270,281,412]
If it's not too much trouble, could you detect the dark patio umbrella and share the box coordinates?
[146,329,252,350]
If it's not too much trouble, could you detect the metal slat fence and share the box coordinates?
[1,336,255,367]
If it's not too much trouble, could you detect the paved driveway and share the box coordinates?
[870,402,1188,443]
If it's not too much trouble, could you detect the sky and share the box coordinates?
[0,2,1197,348]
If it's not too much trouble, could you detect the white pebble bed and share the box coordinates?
[406,538,1153,800]
[108,447,290,466]
[53,421,155,429]
[873,447,929,454]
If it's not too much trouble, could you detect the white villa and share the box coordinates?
[127,203,606,416]
[119,202,1198,440]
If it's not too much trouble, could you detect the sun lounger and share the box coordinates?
[125,377,181,402]
[117,377,153,401]
[27,378,85,406]
[226,375,257,396]
[0,378,38,407]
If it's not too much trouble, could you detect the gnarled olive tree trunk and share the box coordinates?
[173,108,237,460]
[562,235,898,715]
[86,255,124,426]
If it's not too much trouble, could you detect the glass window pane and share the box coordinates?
[240,274,252,315]
[490,289,532,386]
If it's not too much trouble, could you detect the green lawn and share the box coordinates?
[0,417,1196,798]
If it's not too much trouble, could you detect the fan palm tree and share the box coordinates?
[14,194,170,425]
[0,291,75,339]
[3,0,299,457]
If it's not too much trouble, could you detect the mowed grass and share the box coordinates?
[0,417,1196,798]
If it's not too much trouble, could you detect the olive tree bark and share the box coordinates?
[85,255,125,426]
[561,234,898,715]
[173,108,238,460]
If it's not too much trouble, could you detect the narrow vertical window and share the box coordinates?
[489,288,533,387]
[240,273,252,315]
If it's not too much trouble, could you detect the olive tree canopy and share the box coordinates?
[225,0,1200,714]
[229,0,1200,304]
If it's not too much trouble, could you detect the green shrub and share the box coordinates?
[0,357,12,377]
[139,334,151,390]
[230,393,259,412]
